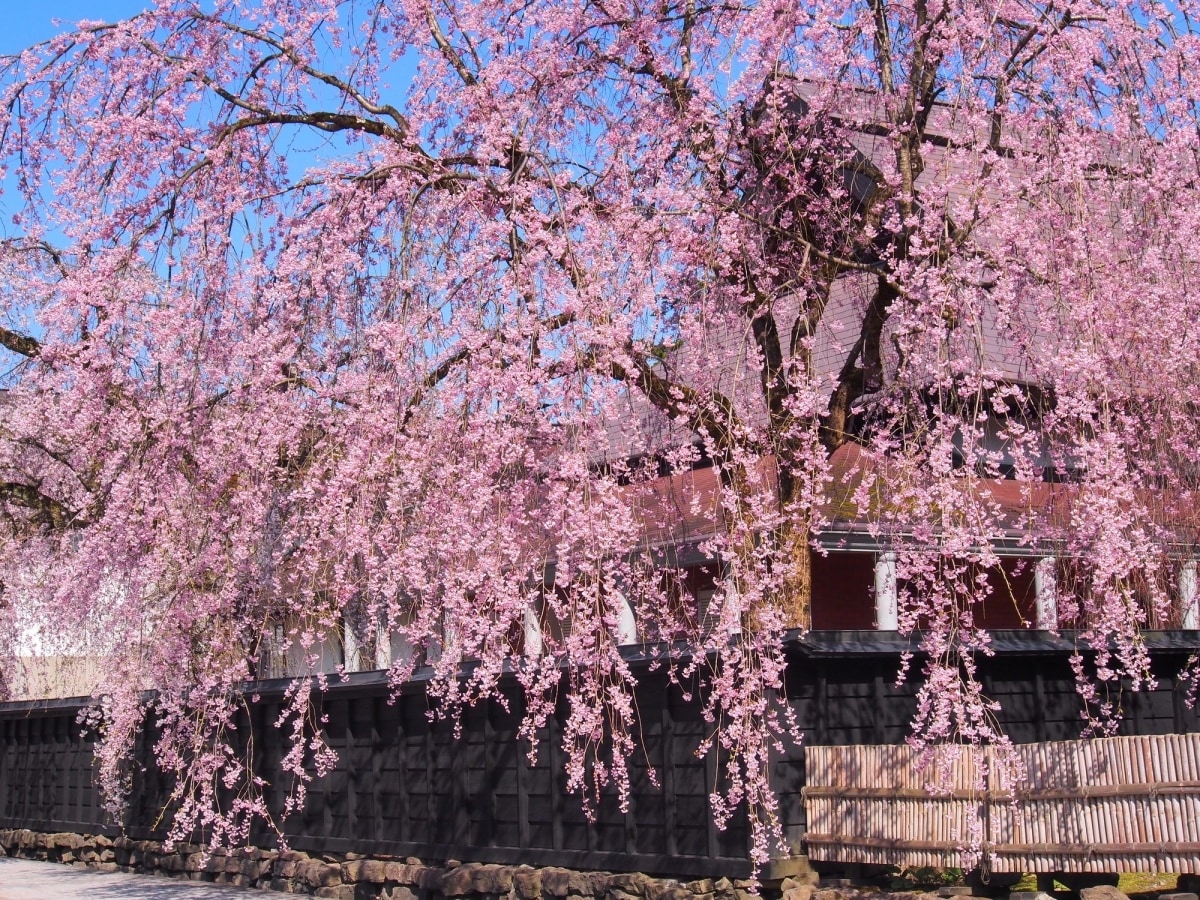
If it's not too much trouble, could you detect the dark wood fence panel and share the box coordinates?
[0,705,106,834]
[2,633,1197,878]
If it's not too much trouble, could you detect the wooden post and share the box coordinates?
[874,551,898,631]
[396,695,411,844]
[374,619,391,671]
[1180,560,1198,629]
[662,691,679,858]
[615,591,638,646]
[345,698,358,840]
[343,618,362,672]
[1035,557,1058,630]
[524,602,543,657]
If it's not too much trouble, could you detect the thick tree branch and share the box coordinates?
[399,348,471,430]
[203,15,411,132]
[215,111,406,145]
[820,278,897,452]
[0,481,86,530]
[0,327,39,358]
[613,355,749,458]
[427,7,479,87]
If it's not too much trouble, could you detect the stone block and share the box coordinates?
[361,859,392,884]
[1079,889,1129,900]
[159,854,185,873]
[782,877,820,893]
[514,869,543,900]
[782,886,814,900]
[201,855,224,873]
[609,874,652,897]
[543,868,572,897]
[647,881,685,900]
[277,859,302,877]
[442,862,483,896]
[345,859,389,884]
[384,862,413,883]
[479,865,515,894]
[299,859,345,888]
[51,832,85,851]
[585,871,610,895]
[315,886,357,900]
[813,889,857,900]
[937,889,972,898]
[384,888,419,900]
[1159,894,1200,900]
[414,866,445,891]
[244,857,272,878]
[1008,893,1055,900]
[766,857,819,884]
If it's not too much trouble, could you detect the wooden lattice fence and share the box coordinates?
[804,733,1200,872]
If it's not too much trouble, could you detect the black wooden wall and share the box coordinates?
[2,632,1197,878]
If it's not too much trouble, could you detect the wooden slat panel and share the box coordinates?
[805,734,1200,873]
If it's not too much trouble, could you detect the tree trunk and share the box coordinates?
[780,520,813,630]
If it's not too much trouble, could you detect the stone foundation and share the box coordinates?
[0,828,821,900]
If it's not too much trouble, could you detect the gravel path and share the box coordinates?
[0,857,255,899]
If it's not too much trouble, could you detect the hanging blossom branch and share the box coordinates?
[1,0,1199,871]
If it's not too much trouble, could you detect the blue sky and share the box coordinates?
[2,1,151,55]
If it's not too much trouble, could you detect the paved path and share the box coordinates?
[0,857,255,899]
